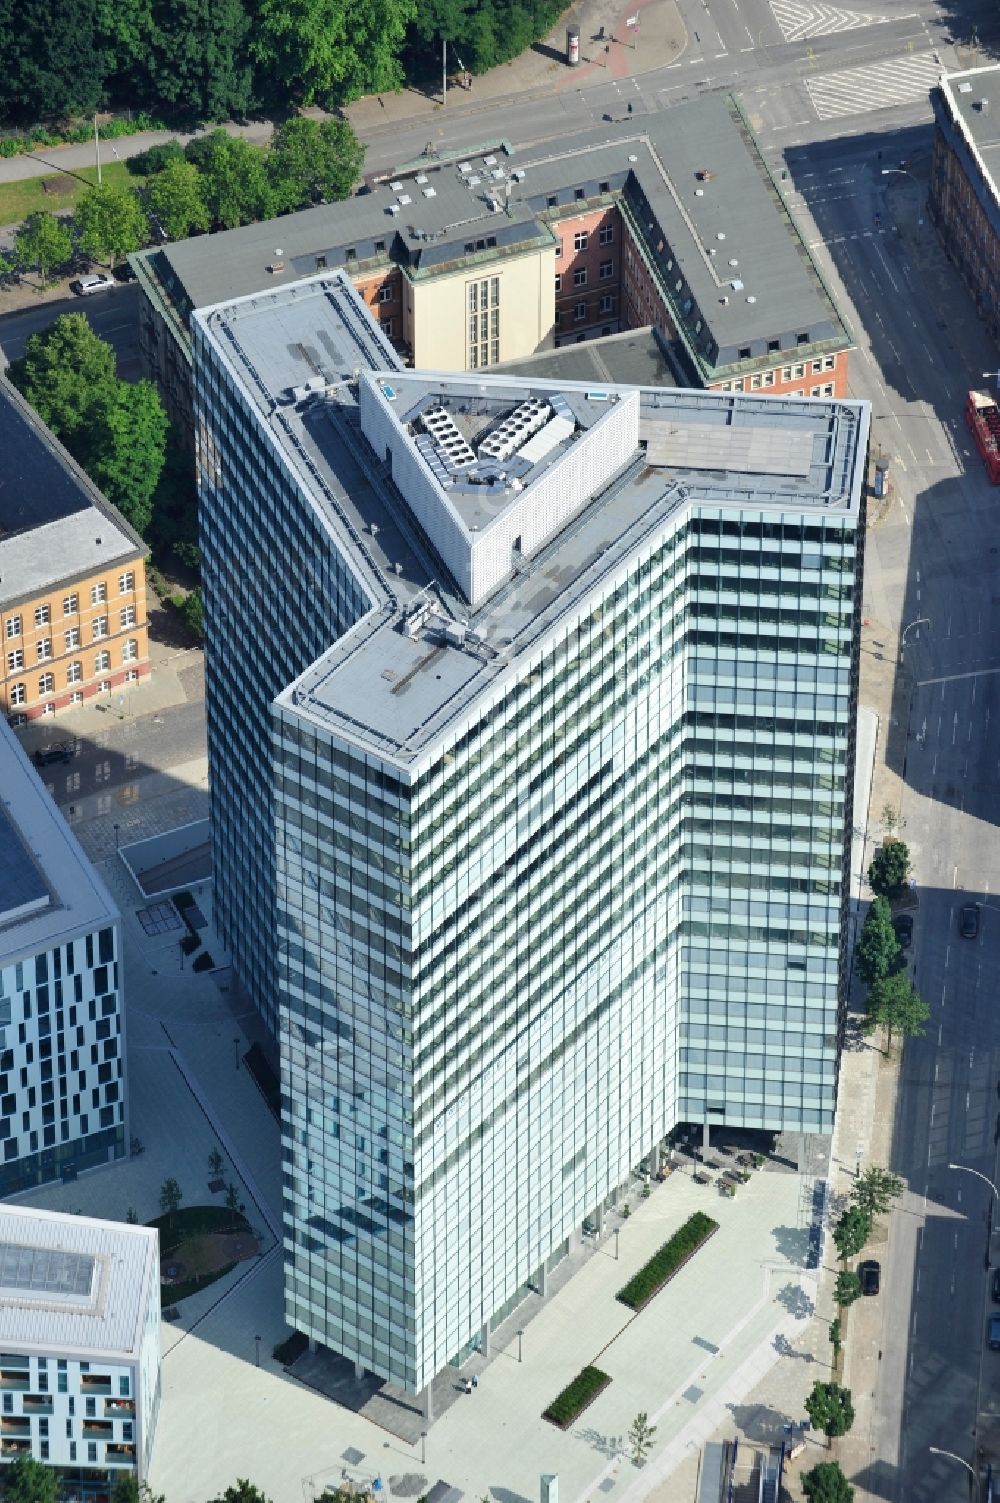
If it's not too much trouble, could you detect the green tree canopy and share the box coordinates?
[855,896,900,986]
[208,1482,273,1503]
[159,1176,183,1224]
[87,379,168,534]
[14,211,74,286]
[185,130,275,229]
[802,1460,854,1503]
[0,0,107,123]
[268,116,365,212]
[144,158,210,240]
[127,139,187,178]
[139,0,252,122]
[252,0,415,106]
[833,1270,862,1307]
[851,1166,905,1220]
[863,971,929,1052]
[867,838,910,898]
[2,1455,59,1503]
[805,1381,855,1441]
[832,1205,870,1262]
[8,313,117,440]
[75,181,147,266]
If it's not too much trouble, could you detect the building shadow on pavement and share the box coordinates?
[848,1457,898,1500]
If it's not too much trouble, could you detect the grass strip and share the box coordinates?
[543,1365,611,1428]
[616,1211,718,1310]
[0,161,132,230]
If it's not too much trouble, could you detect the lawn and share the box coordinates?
[152,1203,257,1305]
[149,1202,251,1257]
[0,160,132,230]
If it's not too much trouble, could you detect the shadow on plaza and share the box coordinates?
[782,123,1000,839]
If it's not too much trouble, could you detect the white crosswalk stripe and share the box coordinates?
[804,51,941,119]
[770,0,900,42]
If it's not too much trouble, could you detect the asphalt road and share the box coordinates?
[0,282,141,378]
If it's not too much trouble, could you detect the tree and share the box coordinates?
[75,181,147,267]
[144,159,210,241]
[627,1411,656,1466]
[224,1181,241,1229]
[805,1381,855,1444]
[181,588,204,641]
[251,0,415,107]
[208,1483,272,1503]
[0,0,107,123]
[159,1176,183,1225]
[8,313,117,442]
[802,1460,854,1503]
[186,131,276,230]
[126,139,186,178]
[832,1205,870,1261]
[89,378,168,533]
[828,1317,842,1357]
[855,896,900,986]
[125,1207,139,1224]
[139,0,253,123]
[833,1271,862,1307]
[2,1456,59,1503]
[867,838,910,898]
[881,802,898,836]
[14,211,74,287]
[209,1146,225,1178]
[110,1480,165,1503]
[851,1166,905,1221]
[268,116,366,214]
[863,971,930,1052]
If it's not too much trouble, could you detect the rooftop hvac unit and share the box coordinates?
[390,180,404,190]
[459,161,472,173]
[416,173,428,184]
[387,204,400,215]
[399,193,412,205]
[484,155,498,166]
[423,187,437,198]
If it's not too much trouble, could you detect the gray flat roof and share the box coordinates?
[0,1205,157,1359]
[496,325,679,388]
[0,719,120,965]
[198,274,868,775]
[940,66,1000,201]
[0,804,50,928]
[0,378,145,608]
[151,95,848,372]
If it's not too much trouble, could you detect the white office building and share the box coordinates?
[193,273,867,1401]
[0,1204,160,1490]
[0,721,127,1195]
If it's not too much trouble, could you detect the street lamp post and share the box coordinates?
[900,617,931,659]
[881,167,924,225]
[516,1328,523,1363]
[928,1446,978,1497]
[949,1163,998,1269]
[255,1334,261,1367]
[233,1036,240,1072]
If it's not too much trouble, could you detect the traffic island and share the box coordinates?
[616,1210,719,1310]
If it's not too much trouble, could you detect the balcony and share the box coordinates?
[1,1439,30,1456]
[80,1375,113,1393]
[105,1445,136,1465]
[22,1396,53,1415]
[104,1399,135,1417]
[0,1420,30,1436]
[0,1376,29,1392]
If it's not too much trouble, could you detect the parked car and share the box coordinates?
[960,904,980,939]
[32,741,75,766]
[859,1259,881,1296]
[70,273,115,296]
[988,1313,1000,1350]
[990,1268,1000,1303]
[892,914,913,949]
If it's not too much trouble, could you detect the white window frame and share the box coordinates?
[92,617,109,641]
[5,616,21,640]
[34,604,50,627]
[91,583,107,605]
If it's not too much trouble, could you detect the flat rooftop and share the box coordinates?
[0,378,144,608]
[940,66,1000,199]
[496,325,679,388]
[0,719,120,963]
[0,1204,157,1358]
[199,273,868,773]
[151,95,848,368]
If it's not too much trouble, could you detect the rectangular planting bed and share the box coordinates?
[616,1211,719,1310]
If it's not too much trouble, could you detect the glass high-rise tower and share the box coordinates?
[192,272,867,1399]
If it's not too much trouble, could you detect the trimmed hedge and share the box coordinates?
[543,1366,611,1428]
[616,1211,718,1310]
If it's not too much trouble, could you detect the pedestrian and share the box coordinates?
[627,101,633,114]
[471,1373,479,1389]
[378,97,385,109]
[465,1379,472,1394]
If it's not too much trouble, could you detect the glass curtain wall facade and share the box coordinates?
[192,328,370,1034]
[275,503,859,1392]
